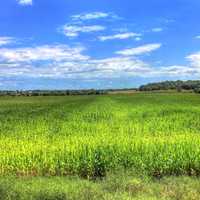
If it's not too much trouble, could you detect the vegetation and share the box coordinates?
[1,172,200,200]
[139,80,200,92]
[2,80,200,96]
[1,93,200,199]
[0,88,136,96]
[0,93,200,178]
[0,89,107,96]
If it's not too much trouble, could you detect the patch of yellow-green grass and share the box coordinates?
[0,93,200,178]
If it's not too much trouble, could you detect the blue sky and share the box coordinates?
[0,0,200,89]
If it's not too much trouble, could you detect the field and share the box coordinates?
[1,93,200,199]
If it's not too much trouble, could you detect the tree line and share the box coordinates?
[0,89,108,96]
[0,88,139,96]
[139,80,200,93]
[0,80,200,96]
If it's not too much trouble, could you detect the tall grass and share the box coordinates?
[0,93,200,178]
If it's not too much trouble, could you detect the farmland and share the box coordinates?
[1,93,200,199]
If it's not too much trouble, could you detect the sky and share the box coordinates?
[0,0,200,90]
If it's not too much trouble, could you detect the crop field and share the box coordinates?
[0,93,200,179]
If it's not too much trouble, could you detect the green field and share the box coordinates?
[1,93,200,199]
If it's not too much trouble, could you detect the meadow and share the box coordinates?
[0,93,200,179]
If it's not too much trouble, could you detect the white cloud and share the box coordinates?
[116,43,162,56]
[0,42,153,79]
[0,45,89,63]
[157,65,198,76]
[71,12,110,21]
[99,32,141,41]
[1,43,200,80]
[17,0,32,6]
[0,37,15,46]
[186,52,200,68]
[152,28,163,32]
[42,57,152,79]
[154,52,200,77]
[91,57,150,72]
[61,25,106,37]
[135,37,142,41]
[1,58,198,79]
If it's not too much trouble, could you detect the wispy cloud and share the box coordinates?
[90,57,150,73]
[0,45,88,62]
[157,65,198,76]
[1,42,199,81]
[0,42,152,79]
[135,37,142,41]
[0,37,15,46]
[0,57,152,79]
[99,32,141,41]
[116,43,162,56]
[71,12,110,21]
[61,25,106,38]
[186,52,200,68]
[154,52,200,77]
[151,27,163,32]
[17,0,32,6]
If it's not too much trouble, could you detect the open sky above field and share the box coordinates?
[0,0,200,89]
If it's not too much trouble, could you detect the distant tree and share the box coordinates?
[194,87,200,94]
[139,80,200,93]
[176,85,182,93]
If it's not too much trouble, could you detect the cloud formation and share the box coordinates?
[1,11,198,86]
[61,25,106,37]
[157,65,198,76]
[99,32,141,41]
[17,0,32,6]
[0,45,88,63]
[0,43,155,79]
[116,43,162,56]
[1,42,199,81]
[0,37,15,46]
[71,12,110,21]
[186,52,200,68]
[60,11,121,38]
